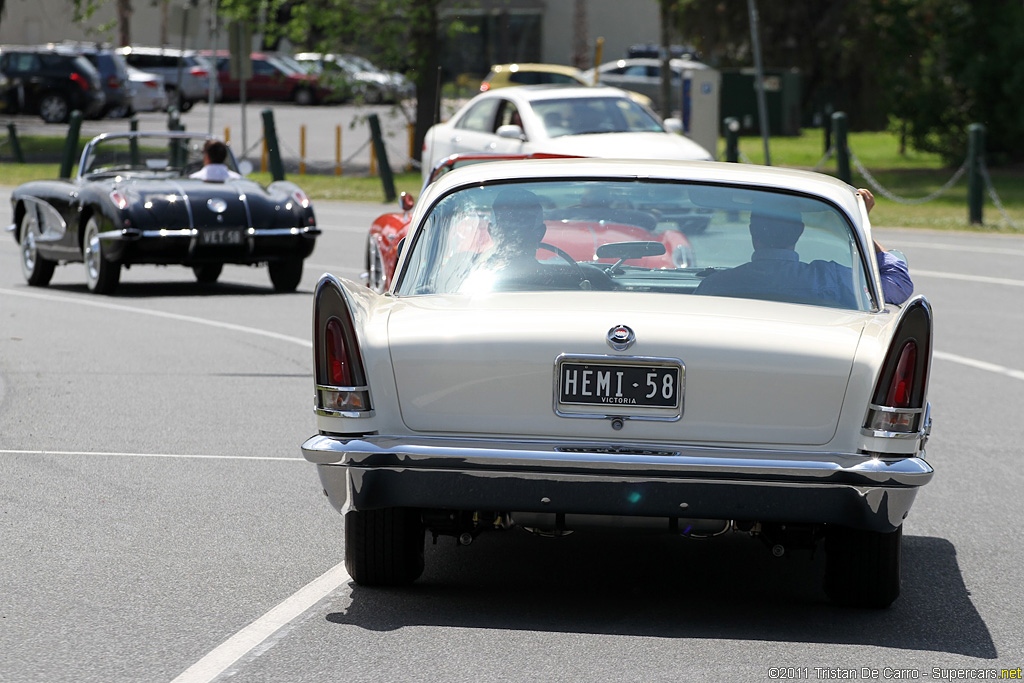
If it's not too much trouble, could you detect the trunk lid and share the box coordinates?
[386,292,867,446]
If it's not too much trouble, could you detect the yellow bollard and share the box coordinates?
[335,125,342,176]
[224,126,230,143]
[299,125,306,176]
[369,141,377,177]
[261,138,268,173]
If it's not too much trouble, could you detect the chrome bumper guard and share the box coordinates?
[301,434,933,532]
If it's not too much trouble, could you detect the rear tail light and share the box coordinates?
[864,299,932,437]
[189,67,209,78]
[70,72,91,91]
[109,190,128,209]
[314,275,372,417]
[291,188,310,209]
[142,80,159,89]
[107,75,121,89]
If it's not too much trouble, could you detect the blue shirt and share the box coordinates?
[695,248,913,307]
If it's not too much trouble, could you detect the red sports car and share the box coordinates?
[365,153,698,292]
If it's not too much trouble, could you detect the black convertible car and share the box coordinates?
[8,132,319,294]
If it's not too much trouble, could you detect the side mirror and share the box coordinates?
[496,124,526,141]
[663,118,683,134]
[400,191,415,212]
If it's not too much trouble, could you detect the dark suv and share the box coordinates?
[0,46,105,123]
[55,43,131,118]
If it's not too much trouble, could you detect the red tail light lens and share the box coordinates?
[885,341,917,408]
[325,317,352,386]
[189,67,209,78]
[70,72,90,91]
[109,190,128,209]
[108,75,120,89]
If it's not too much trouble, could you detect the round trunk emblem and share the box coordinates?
[607,324,635,351]
[207,198,228,214]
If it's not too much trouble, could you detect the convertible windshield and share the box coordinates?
[78,134,241,179]
[533,97,665,138]
[395,179,875,310]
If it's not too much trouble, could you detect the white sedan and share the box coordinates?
[421,85,713,182]
[302,158,934,608]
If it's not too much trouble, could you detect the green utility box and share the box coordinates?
[720,68,801,136]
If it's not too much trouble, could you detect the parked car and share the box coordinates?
[302,157,934,608]
[365,152,696,293]
[9,131,319,294]
[116,46,219,111]
[53,42,132,118]
[481,63,654,108]
[420,85,712,183]
[125,65,168,113]
[0,45,105,122]
[293,52,412,103]
[481,62,591,91]
[201,50,332,105]
[584,57,709,113]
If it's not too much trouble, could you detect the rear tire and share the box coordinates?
[19,211,56,287]
[823,524,902,608]
[268,257,303,292]
[345,508,425,586]
[83,217,121,294]
[192,263,223,284]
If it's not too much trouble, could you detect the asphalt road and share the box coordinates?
[2,187,1024,681]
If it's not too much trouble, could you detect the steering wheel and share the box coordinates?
[537,242,615,290]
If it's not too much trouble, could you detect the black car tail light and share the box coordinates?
[107,75,121,89]
[313,275,372,417]
[70,72,91,91]
[864,298,932,435]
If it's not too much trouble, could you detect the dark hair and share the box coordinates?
[749,211,804,249]
[203,139,229,165]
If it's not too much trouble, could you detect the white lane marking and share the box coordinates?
[0,449,304,462]
[887,239,1024,257]
[935,350,1024,381]
[0,287,311,348]
[913,269,1024,288]
[170,561,351,683]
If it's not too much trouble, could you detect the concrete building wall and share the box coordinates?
[2,0,661,64]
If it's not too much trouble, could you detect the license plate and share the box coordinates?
[558,361,681,408]
[199,228,244,245]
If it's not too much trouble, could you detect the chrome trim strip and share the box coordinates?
[251,227,319,237]
[867,404,925,414]
[301,434,934,488]
[316,383,370,392]
[5,223,16,234]
[315,408,377,418]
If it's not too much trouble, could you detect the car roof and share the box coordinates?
[473,84,635,103]
[418,158,864,223]
[488,63,584,76]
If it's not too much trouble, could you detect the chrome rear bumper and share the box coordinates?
[301,434,933,532]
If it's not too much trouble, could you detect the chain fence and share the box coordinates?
[730,139,1019,230]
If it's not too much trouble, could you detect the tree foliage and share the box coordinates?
[677,0,1024,163]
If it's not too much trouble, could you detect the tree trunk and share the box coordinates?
[117,0,133,47]
[410,0,441,165]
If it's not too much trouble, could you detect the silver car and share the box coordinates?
[116,46,219,111]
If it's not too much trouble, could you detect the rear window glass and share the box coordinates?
[395,178,874,310]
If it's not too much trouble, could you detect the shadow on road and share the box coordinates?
[327,530,994,658]
[44,280,310,298]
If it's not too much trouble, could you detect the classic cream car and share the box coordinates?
[302,159,934,608]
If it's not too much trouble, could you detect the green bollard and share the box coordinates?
[367,113,396,202]
[723,117,740,163]
[7,122,25,163]
[59,111,84,179]
[967,123,985,225]
[831,111,851,184]
[261,109,286,181]
[129,117,140,167]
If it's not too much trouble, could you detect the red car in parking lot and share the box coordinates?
[200,50,332,105]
